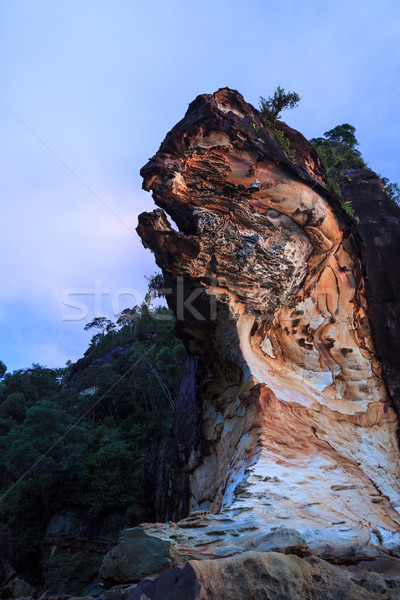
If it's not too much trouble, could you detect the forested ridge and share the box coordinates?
[0,299,186,560]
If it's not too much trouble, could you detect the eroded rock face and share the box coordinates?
[340,169,400,420]
[41,510,120,595]
[134,88,400,570]
[128,551,400,600]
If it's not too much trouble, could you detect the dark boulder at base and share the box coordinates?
[41,510,123,596]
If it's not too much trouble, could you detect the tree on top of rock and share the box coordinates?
[259,86,300,126]
[310,123,365,172]
[322,123,358,148]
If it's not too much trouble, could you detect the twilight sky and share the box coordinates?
[1,0,399,372]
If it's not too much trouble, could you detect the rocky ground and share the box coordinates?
[3,546,400,600]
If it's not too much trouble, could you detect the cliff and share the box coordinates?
[130,87,400,563]
[99,88,400,599]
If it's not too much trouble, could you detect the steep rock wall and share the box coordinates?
[340,170,400,419]
[134,88,400,566]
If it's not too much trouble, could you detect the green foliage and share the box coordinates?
[257,87,300,162]
[342,200,359,223]
[310,123,367,222]
[323,123,359,147]
[310,122,400,220]
[0,278,186,555]
[0,392,26,423]
[272,128,297,162]
[0,400,89,550]
[145,273,166,305]
[0,361,6,379]
[310,123,366,174]
[381,177,400,205]
[84,317,115,335]
[0,364,60,406]
[259,86,300,125]
[82,430,147,518]
[310,123,366,200]
[116,306,139,329]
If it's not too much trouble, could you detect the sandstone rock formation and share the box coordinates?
[111,88,400,582]
[127,551,400,600]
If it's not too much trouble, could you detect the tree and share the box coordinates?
[310,124,366,202]
[0,360,7,379]
[0,293,187,556]
[84,317,115,336]
[0,392,27,423]
[116,307,139,330]
[0,364,60,408]
[0,399,89,551]
[310,124,365,172]
[381,177,400,205]
[145,272,166,305]
[259,86,300,126]
[323,123,358,148]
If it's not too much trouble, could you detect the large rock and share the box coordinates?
[134,88,400,564]
[100,528,179,583]
[340,169,400,419]
[2,577,36,599]
[41,510,121,595]
[128,551,400,600]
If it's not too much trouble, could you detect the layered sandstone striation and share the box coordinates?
[122,88,400,576]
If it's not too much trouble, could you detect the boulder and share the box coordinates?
[100,528,180,583]
[41,510,121,595]
[128,551,400,600]
[2,577,36,599]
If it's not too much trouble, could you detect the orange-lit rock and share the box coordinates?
[133,88,400,573]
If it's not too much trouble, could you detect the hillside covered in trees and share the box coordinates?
[0,293,186,590]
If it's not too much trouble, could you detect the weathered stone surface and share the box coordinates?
[99,528,177,583]
[37,594,94,600]
[41,510,119,595]
[128,551,400,600]
[2,577,36,599]
[341,170,400,421]
[96,583,137,600]
[134,87,400,565]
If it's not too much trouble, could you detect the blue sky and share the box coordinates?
[1,0,399,372]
